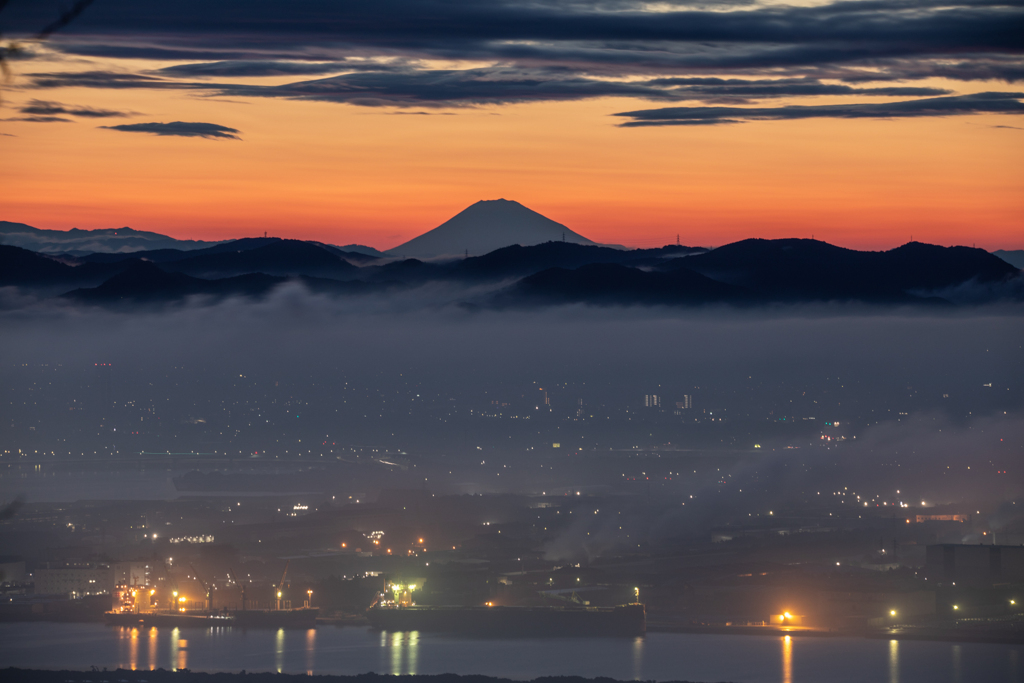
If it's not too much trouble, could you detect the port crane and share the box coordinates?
[163,559,179,613]
[228,567,246,611]
[276,560,290,610]
[190,563,214,612]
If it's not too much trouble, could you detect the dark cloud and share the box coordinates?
[12,0,1016,52]
[4,1,1018,69]
[6,0,1024,118]
[156,60,374,78]
[822,58,1024,84]
[614,91,1024,126]
[214,67,683,106]
[644,77,950,101]
[21,67,952,108]
[18,98,129,118]
[25,70,195,90]
[100,121,241,139]
[3,115,72,123]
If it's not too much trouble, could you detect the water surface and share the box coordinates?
[0,623,1020,683]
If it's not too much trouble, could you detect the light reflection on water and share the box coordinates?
[782,635,792,683]
[889,639,899,683]
[385,630,420,675]
[632,635,644,681]
[306,628,316,675]
[148,627,157,669]
[0,623,1021,683]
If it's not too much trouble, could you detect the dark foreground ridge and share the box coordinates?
[2,233,1021,308]
[1,670,722,683]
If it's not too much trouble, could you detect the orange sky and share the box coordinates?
[2,62,1022,251]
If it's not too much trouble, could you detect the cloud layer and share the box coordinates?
[2,0,1021,121]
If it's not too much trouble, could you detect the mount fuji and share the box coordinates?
[386,199,602,259]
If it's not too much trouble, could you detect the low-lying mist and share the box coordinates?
[1,287,1021,537]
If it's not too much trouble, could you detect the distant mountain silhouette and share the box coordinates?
[994,250,1024,269]
[669,239,1018,302]
[62,261,283,304]
[335,244,387,258]
[77,237,376,268]
[0,244,138,289]
[159,240,360,279]
[451,242,705,281]
[77,237,282,264]
[498,263,743,307]
[62,260,386,306]
[386,199,599,259]
[0,220,222,255]
[6,235,1021,308]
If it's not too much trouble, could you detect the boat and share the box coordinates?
[103,608,318,629]
[103,611,231,628]
[366,603,645,637]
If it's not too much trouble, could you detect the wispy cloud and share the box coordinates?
[3,115,72,123]
[19,99,131,118]
[155,60,383,78]
[100,121,241,139]
[614,92,1024,126]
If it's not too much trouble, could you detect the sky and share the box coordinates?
[1,0,1022,251]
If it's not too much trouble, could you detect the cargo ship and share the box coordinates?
[366,603,645,637]
[103,608,318,629]
[103,612,231,628]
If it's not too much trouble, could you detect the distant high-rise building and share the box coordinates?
[676,395,692,410]
[644,394,661,408]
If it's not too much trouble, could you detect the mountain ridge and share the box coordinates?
[4,235,1020,309]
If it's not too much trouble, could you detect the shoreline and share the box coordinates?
[1,669,708,683]
[646,621,1024,645]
